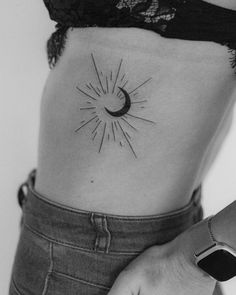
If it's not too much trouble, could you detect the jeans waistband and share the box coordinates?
[19,169,203,255]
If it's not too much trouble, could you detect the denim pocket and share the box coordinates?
[44,242,139,295]
[9,225,52,295]
[9,278,23,295]
[46,271,110,295]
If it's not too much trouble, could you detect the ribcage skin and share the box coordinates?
[35,27,236,216]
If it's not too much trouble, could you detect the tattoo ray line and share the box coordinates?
[112,59,123,94]
[111,122,116,141]
[123,80,129,87]
[117,121,137,158]
[89,83,101,97]
[121,118,138,131]
[99,123,107,153]
[92,132,97,141]
[126,113,156,124]
[114,121,118,131]
[76,87,97,101]
[91,53,106,94]
[80,107,96,110]
[131,100,147,104]
[75,115,98,132]
[125,132,132,140]
[92,120,102,134]
[120,74,125,82]
[129,78,152,95]
[106,76,109,93]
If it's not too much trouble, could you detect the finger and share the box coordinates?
[107,273,133,295]
[107,283,130,295]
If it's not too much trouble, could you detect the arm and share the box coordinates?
[180,199,236,272]
[212,200,236,246]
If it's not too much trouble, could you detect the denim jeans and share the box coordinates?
[9,169,223,295]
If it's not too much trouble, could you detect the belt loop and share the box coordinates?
[29,169,36,187]
[17,182,28,208]
[17,168,36,208]
[102,216,111,253]
[193,184,202,206]
[90,213,111,254]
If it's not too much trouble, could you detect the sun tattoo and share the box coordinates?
[74,53,156,158]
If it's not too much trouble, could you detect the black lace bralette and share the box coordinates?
[43,0,236,72]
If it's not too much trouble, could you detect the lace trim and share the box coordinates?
[44,0,182,68]
[47,25,69,69]
[226,43,236,72]
[116,0,177,25]
[44,0,236,74]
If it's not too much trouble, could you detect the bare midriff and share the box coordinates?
[35,27,236,215]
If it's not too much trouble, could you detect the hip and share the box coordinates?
[10,169,205,295]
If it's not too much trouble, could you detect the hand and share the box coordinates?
[108,236,216,295]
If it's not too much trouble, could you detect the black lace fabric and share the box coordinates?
[43,0,236,73]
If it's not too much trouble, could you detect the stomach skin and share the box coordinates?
[35,27,236,215]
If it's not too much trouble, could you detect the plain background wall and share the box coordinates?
[0,1,236,294]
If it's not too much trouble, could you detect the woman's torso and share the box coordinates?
[35,22,236,215]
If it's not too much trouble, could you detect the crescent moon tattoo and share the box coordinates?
[105,87,131,117]
[75,53,156,158]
